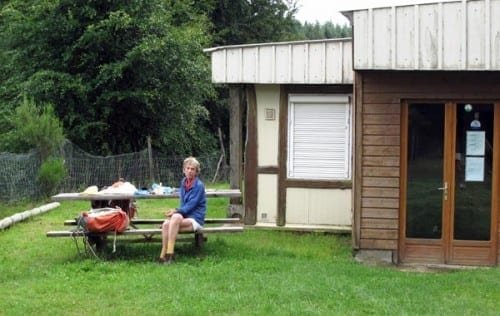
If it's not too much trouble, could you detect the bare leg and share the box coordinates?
[159,219,170,259]
[166,213,195,255]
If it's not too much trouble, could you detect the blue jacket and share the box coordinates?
[176,177,206,226]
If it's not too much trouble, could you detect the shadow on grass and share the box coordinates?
[62,230,339,267]
[67,234,258,264]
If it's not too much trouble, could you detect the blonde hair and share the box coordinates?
[183,156,200,174]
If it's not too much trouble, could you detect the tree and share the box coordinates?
[301,21,352,40]
[0,0,216,155]
[0,96,67,196]
[0,96,65,161]
[210,0,301,46]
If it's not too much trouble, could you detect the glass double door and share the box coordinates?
[401,102,498,265]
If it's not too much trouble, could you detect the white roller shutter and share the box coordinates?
[287,94,351,180]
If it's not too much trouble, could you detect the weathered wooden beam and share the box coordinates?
[0,202,60,230]
[46,226,244,237]
[229,85,244,205]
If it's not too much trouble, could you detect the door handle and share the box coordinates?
[437,182,448,200]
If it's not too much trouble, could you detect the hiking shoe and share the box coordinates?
[158,254,175,265]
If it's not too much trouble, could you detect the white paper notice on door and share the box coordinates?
[465,156,484,182]
[466,131,485,156]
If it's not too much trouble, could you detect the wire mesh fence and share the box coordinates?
[0,150,42,200]
[0,141,229,202]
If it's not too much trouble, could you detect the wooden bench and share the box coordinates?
[61,218,240,226]
[47,218,244,250]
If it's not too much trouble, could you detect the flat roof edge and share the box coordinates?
[204,37,352,53]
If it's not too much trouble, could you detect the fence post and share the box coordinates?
[147,136,155,183]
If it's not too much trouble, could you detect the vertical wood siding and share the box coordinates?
[351,0,500,71]
[206,39,353,84]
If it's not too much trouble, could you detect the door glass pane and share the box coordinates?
[454,104,492,241]
[406,104,444,239]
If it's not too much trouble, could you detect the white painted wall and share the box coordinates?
[256,85,280,167]
[253,86,353,227]
[257,174,278,223]
[286,188,352,226]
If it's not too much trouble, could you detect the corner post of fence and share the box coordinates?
[147,135,155,183]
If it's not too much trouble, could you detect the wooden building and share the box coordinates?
[204,39,353,232]
[205,0,499,266]
[344,0,499,266]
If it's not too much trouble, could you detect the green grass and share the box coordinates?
[0,198,53,219]
[0,198,499,315]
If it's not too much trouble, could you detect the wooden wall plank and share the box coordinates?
[362,72,500,93]
[362,166,399,177]
[363,146,400,156]
[363,177,399,187]
[361,229,398,239]
[229,86,243,205]
[363,103,401,114]
[353,72,364,250]
[364,125,400,135]
[361,218,398,229]
[244,85,258,225]
[363,156,400,167]
[278,85,288,226]
[362,208,399,219]
[362,198,399,209]
[362,187,399,198]
[363,114,400,124]
[363,135,400,145]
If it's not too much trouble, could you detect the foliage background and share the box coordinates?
[1,0,215,155]
[0,0,351,157]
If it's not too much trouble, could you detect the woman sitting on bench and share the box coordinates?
[158,156,206,265]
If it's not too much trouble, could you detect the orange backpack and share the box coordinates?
[78,208,129,233]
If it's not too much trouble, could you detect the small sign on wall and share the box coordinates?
[265,108,275,120]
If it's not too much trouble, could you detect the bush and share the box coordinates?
[37,157,67,196]
[0,96,65,160]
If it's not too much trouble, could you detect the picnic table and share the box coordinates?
[46,189,244,253]
[50,189,243,201]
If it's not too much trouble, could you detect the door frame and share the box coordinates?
[399,100,499,266]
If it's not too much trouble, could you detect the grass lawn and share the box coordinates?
[0,198,499,315]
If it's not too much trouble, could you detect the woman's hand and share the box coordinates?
[165,209,176,217]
